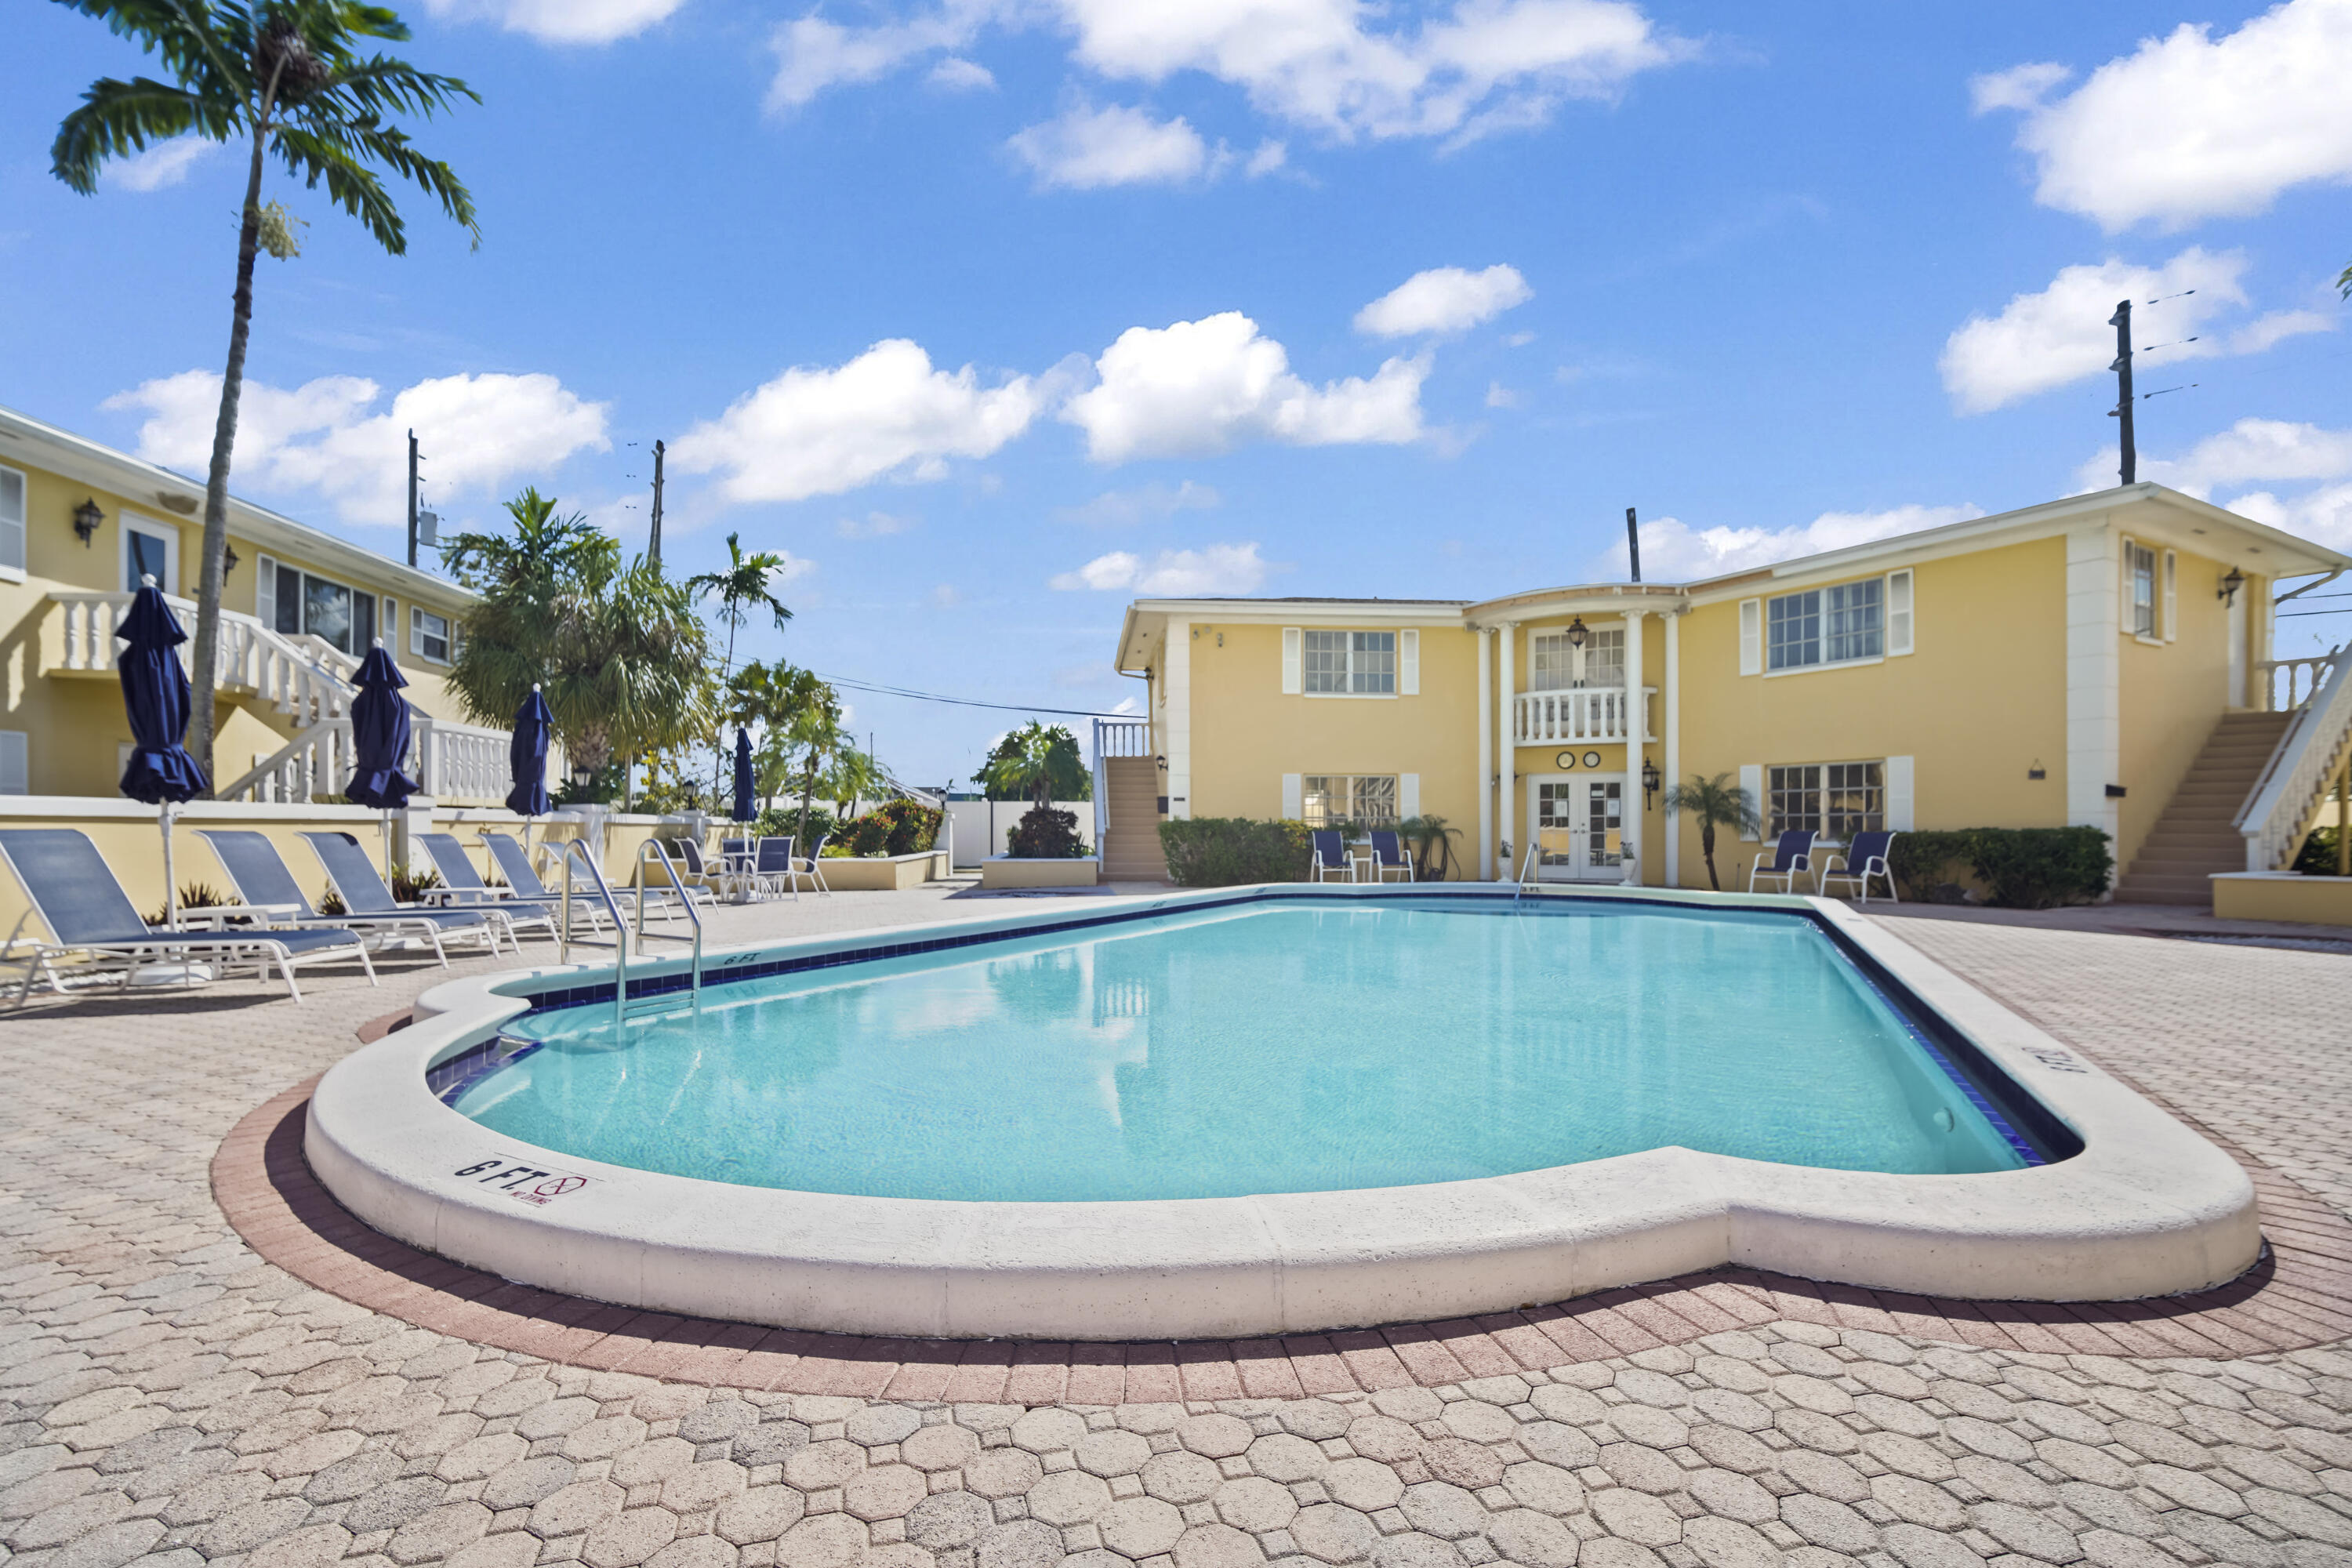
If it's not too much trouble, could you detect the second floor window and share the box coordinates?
[1530,627,1624,689]
[267,561,375,655]
[2126,542,2158,637]
[1303,630,1396,694]
[0,465,24,574]
[1768,579,1882,670]
[412,607,452,663]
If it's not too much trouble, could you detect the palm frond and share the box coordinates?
[49,77,221,192]
[269,124,404,251]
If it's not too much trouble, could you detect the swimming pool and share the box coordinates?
[308,884,2261,1339]
[448,898,2044,1200]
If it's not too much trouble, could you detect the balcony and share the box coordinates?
[1514,686,1655,745]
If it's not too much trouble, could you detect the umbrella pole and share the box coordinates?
[383,809,394,888]
[162,803,177,929]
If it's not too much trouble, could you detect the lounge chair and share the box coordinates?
[1366,830,1414,884]
[296,832,504,963]
[414,833,560,946]
[1817,830,1900,904]
[0,828,373,1005]
[789,833,832,895]
[200,829,495,968]
[753,837,798,899]
[1747,829,1821,895]
[1310,829,1354,883]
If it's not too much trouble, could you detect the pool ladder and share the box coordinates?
[554,839,705,1028]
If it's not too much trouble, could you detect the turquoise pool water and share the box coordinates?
[452,897,2038,1201]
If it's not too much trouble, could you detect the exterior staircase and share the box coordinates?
[2114,711,2292,905]
[1101,755,1171,883]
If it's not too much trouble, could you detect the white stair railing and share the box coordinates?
[216,713,515,806]
[51,590,358,724]
[2236,641,2352,871]
[216,720,356,804]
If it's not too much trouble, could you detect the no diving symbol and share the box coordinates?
[520,1174,586,1206]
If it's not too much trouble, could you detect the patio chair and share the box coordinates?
[1366,830,1414,884]
[296,833,505,963]
[0,828,372,1005]
[753,837,798,899]
[1310,830,1354,883]
[1746,829,1822,895]
[1817,830,1900,904]
[201,829,495,969]
[414,833,560,946]
[673,835,753,902]
[789,833,833,895]
[718,837,760,895]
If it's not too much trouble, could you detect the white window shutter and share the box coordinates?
[1738,599,1761,675]
[2162,550,2177,642]
[1399,629,1419,695]
[1738,764,1762,840]
[1886,569,1914,655]
[1886,755,1915,831]
[1281,627,1301,694]
[1281,773,1302,819]
[2118,538,2131,630]
[0,731,26,795]
[1399,773,1420,819]
[256,555,277,632]
[0,467,24,573]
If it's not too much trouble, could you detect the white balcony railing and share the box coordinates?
[1514,686,1655,745]
[2253,650,2339,713]
[52,590,357,725]
[217,714,514,807]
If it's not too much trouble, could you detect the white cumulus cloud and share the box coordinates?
[1009,103,1210,189]
[929,56,996,89]
[103,368,610,527]
[1355,263,1532,337]
[420,0,685,45]
[1973,0,2352,230]
[670,339,1045,505]
[1596,505,1985,580]
[1055,480,1221,526]
[106,136,217,192]
[1050,542,1270,594]
[1063,312,1426,463]
[2077,418,2352,550]
[772,0,1686,143]
[1938,249,2332,416]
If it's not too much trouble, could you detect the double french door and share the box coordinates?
[1528,775,1627,880]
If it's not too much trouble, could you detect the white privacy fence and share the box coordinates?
[946,798,1096,866]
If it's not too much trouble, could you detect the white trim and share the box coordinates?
[1497,624,1516,868]
[1164,618,1191,820]
[2161,550,2177,644]
[0,462,25,575]
[1280,627,1301,695]
[1663,615,1679,888]
[1281,772,1302,819]
[1399,772,1420,820]
[1886,568,1914,656]
[1886,755,1915,832]
[1762,654,1886,679]
[0,731,27,795]
[119,510,180,597]
[1621,609,1645,886]
[1399,629,1419,695]
[1475,629,1492,880]
[256,554,278,634]
[1738,764,1762,840]
[410,604,455,665]
[1737,598,1761,676]
[2066,524,2122,850]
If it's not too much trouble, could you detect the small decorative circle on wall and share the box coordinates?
[1583,751,1603,769]
[1555,751,1578,769]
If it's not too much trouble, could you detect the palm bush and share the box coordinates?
[1657,771,1760,891]
[978,723,1090,804]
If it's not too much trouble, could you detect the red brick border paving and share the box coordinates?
[211,1074,2352,1399]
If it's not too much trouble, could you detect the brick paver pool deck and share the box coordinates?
[5,889,2351,1568]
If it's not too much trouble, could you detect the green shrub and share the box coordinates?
[1007,805,1086,858]
[874,798,942,855]
[1159,818,1314,887]
[756,804,834,846]
[844,813,892,856]
[2292,825,2345,876]
[1887,826,2111,908]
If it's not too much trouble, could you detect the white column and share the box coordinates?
[1621,609,1646,885]
[1664,612,1681,889]
[2064,525,2120,860]
[1476,626,1493,881]
[1164,617,1192,820]
[1498,621,1517,872]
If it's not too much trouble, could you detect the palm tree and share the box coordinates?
[686,532,793,793]
[50,0,480,786]
[728,659,839,838]
[1658,771,1762,891]
[978,721,1090,808]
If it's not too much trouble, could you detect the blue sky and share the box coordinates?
[5,0,2350,786]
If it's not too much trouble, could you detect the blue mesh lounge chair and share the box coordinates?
[1310,829,1354,883]
[789,833,832,895]
[1817,830,1900,904]
[1366,830,1414,884]
[753,837,798,899]
[414,833,560,946]
[297,832,503,963]
[477,832,641,929]
[0,828,372,1005]
[1747,829,1822,895]
[201,829,491,968]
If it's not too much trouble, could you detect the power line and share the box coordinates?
[815,672,1134,718]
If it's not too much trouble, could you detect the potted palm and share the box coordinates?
[1658,771,1762,891]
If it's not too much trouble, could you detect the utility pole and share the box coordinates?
[406,429,419,568]
[2108,299,2136,487]
[1625,506,1642,583]
[648,439,666,565]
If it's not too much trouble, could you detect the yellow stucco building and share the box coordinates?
[1109,485,2352,905]
[0,401,503,804]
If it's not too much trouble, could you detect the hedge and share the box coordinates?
[1887,826,2112,909]
[1007,805,1087,858]
[1159,818,1314,887]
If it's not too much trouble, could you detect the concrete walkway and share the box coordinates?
[4,889,2350,1568]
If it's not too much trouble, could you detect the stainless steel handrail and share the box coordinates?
[555,838,632,1029]
[633,840,704,1011]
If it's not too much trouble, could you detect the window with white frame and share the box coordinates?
[1301,630,1396,695]
[1767,579,1882,670]
[1530,626,1624,689]
[264,560,375,654]
[411,606,453,663]
[1768,760,1884,840]
[0,464,25,574]
[1300,774,1399,826]
[2125,540,2158,638]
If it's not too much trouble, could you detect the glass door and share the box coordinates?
[1577,779,1625,877]
[1530,775,1625,880]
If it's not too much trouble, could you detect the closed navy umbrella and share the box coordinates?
[115,575,208,928]
[506,685,554,818]
[731,727,757,823]
[346,641,419,881]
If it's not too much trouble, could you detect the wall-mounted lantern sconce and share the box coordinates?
[72,498,104,546]
[1563,615,1590,649]
[223,544,240,579]
[1641,757,1661,808]
[2217,566,2245,606]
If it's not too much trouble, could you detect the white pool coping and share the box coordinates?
[307,884,2262,1341]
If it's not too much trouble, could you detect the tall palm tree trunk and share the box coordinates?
[190,112,274,792]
